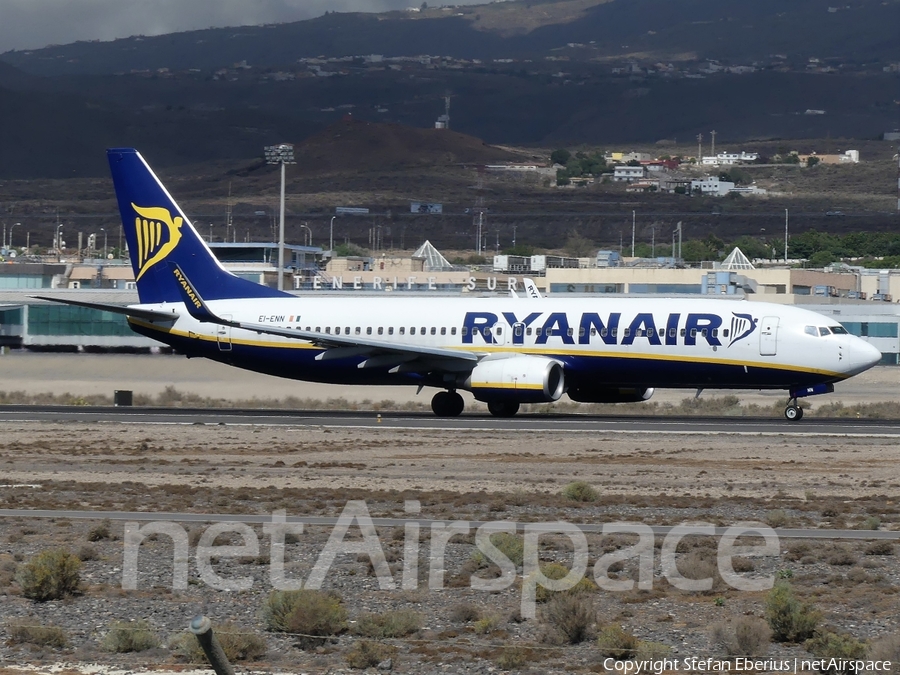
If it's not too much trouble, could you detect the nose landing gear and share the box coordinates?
[784,398,804,421]
[432,390,464,417]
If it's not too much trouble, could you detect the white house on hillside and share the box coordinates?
[613,166,646,182]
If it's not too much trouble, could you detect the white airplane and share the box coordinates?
[42,149,882,421]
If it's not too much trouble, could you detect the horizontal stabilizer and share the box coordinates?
[31,296,179,322]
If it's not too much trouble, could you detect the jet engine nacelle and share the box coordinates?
[463,355,565,403]
[567,385,655,403]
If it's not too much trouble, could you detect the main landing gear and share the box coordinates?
[487,401,520,418]
[432,390,464,417]
[784,398,804,422]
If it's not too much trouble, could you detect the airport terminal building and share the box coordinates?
[2,243,900,365]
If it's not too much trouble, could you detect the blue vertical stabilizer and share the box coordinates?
[107,148,292,303]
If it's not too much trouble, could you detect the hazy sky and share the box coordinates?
[0,0,486,53]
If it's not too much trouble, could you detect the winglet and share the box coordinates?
[171,263,234,326]
[523,278,543,299]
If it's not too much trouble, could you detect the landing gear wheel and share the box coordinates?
[432,390,464,417]
[784,404,803,421]
[488,401,520,418]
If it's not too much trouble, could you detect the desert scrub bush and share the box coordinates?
[262,589,347,647]
[473,614,501,635]
[170,623,266,663]
[710,617,772,657]
[542,593,595,645]
[596,624,640,659]
[675,550,725,593]
[858,516,881,531]
[15,549,82,601]
[101,619,159,653]
[805,631,867,673]
[353,610,421,638]
[561,481,599,503]
[7,619,67,648]
[531,562,598,603]
[449,602,480,623]
[786,542,812,562]
[88,520,111,542]
[766,509,789,528]
[345,640,396,670]
[470,531,524,567]
[827,546,858,566]
[765,581,821,643]
[635,640,672,660]
[865,541,895,556]
[495,645,531,669]
[75,545,97,562]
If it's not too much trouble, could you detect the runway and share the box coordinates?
[0,404,897,436]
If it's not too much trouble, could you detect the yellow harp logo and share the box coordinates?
[132,204,183,280]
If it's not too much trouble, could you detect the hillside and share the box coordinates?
[2,0,898,75]
[0,0,896,179]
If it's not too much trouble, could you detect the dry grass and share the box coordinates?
[345,640,397,669]
[5,385,900,419]
[7,620,67,648]
[711,617,772,658]
[170,623,266,663]
[353,610,422,638]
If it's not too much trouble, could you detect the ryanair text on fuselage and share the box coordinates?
[461,311,758,348]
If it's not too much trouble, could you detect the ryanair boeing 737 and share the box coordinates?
[42,149,882,421]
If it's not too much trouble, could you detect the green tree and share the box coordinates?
[730,236,769,260]
[808,250,837,267]
[550,148,571,165]
[806,156,820,167]
[503,244,535,256]
[564,230,594,257]
[565,158,583,177]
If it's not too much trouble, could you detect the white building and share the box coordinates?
[691,176,734,196]
[701,151,759,165]
[613,166,646,182]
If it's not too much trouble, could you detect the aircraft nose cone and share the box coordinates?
[846,338,882,375]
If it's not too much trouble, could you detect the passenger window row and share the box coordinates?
[297,325,730,340]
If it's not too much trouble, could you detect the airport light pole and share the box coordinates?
[299,222,312,247]
[329,216,336,255]
[56,222,64,262]
[100,227,107,259]
[8,222,18,248]
[265,144,296,291]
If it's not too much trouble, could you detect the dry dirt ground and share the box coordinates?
[1,421,900,674]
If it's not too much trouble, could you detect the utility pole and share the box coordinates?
[784,208,789,264]
[473,166,485,255]
[631,210,636,257]
[696,133,703,163]
[710,130,717,159]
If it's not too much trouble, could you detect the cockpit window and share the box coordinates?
[818,327,832,336]
[831,325,848,334]
[804,326,818,337]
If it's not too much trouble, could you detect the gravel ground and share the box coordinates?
[1,422,900,674]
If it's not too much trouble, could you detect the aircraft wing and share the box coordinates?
[32,296,179,322]
[170,265,478,368]
[235,321,478,364]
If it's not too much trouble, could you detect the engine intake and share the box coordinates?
[463,355,565,403]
